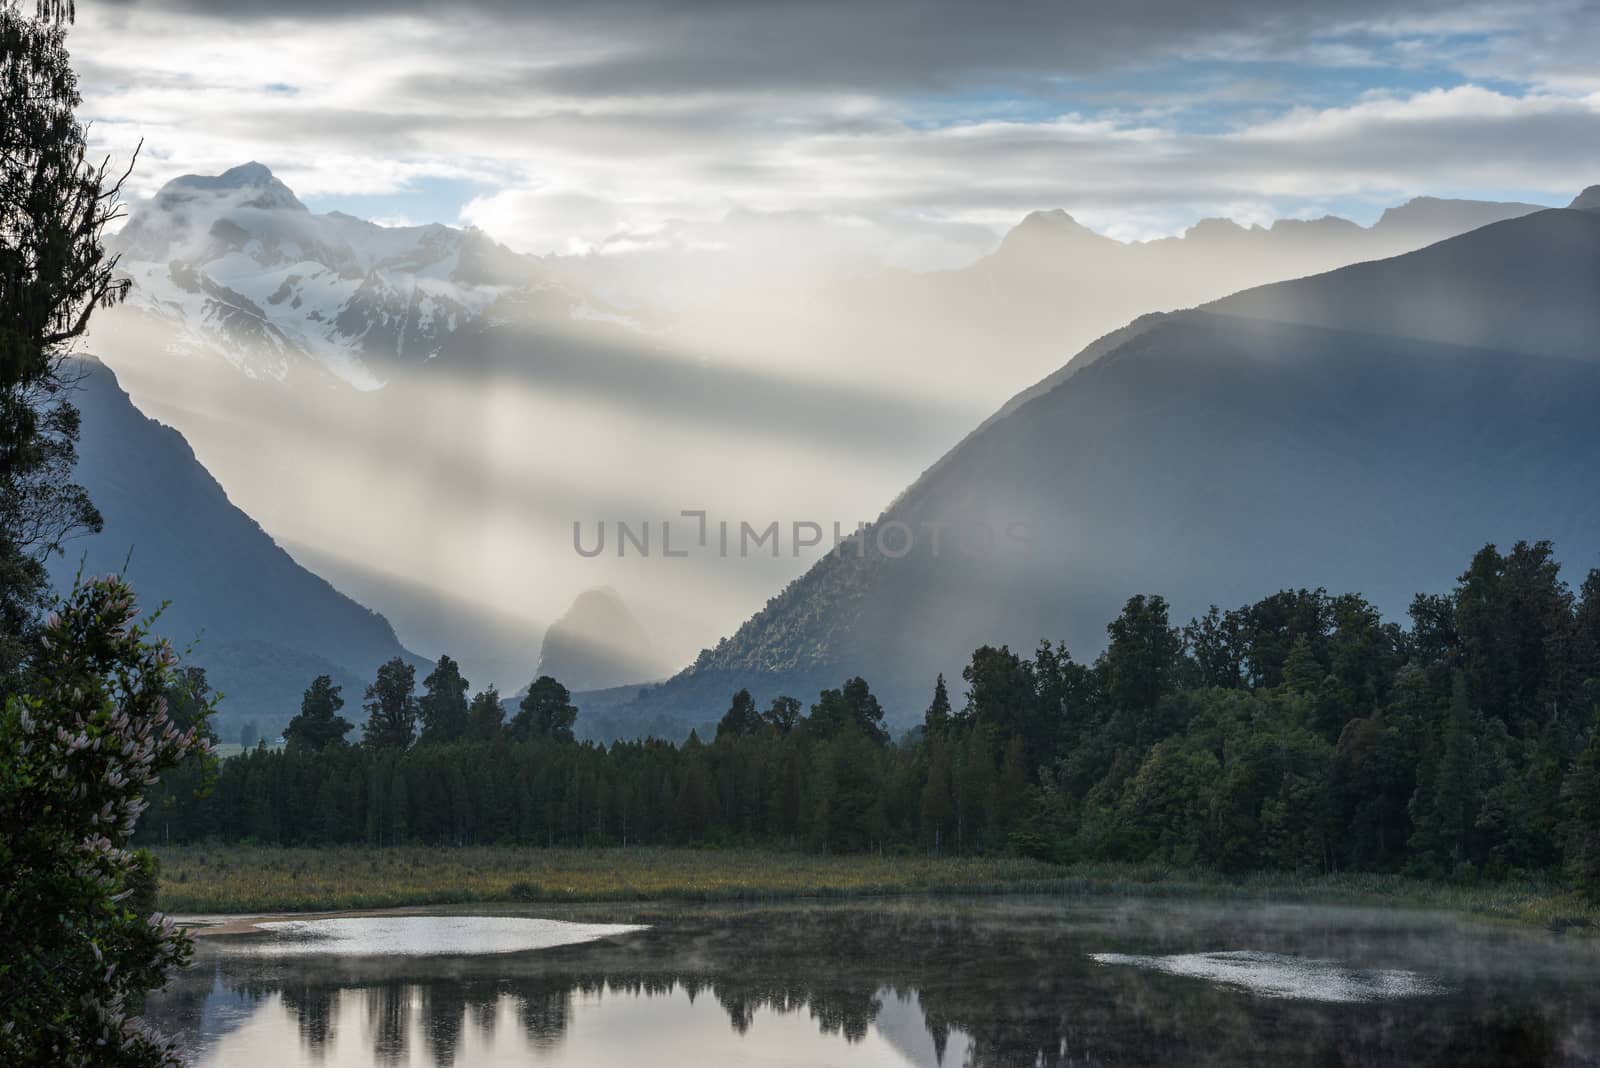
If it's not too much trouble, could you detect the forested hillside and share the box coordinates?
[146,541,1600,893]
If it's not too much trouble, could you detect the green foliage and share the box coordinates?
[148,543,1600,897]
[465,685,504,742]
[715,688,762,740]
[1563,710,1600,901]
[1,3,128,679]
[418,654,469,744]
[513,675,578,743]
[808,676,888,745]
[813,730,887,852]
[1282,634,1324,693]
[1103,595,1184,735]
[362,657,418,749]
[961,646,1037,746]
[763,694,801,734]
[1,576,214,1066]
[0,10,196,1062]
[283,674,352,752]
[920,733,953,852]
[924,673,952,734]
[1185,605,1245,689]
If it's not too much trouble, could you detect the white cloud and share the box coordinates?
[69,2,1600,264]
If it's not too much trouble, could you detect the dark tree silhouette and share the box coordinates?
[513,675,577,743]
[363,658,419,749]
[716,688,762,740]
[466,686,504,742]
[764,694,801,734]
[0,2,132,676]
[809,677,887,745]
[130,544,1600,896]
[285,675,354,752]
[419,654,470,744]
[924,674,952,735]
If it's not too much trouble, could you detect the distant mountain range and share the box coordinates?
[92,163,612,689]
[49,359,425,733]
[84,162,1584,719]
[114,164,1543,403]
[90,163,965,689]
[112,162,546,388]
[615,191,1600,727]
[745,194,1552,412]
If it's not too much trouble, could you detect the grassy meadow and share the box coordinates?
[155,847,1065,912]
[153,846,1599,932]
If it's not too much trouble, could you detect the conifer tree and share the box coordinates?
[418,654,470,744]
[466,686,504,741]
[284,675,353,752]
[763,694,801,734]
[716,688,762,740]
[924,674,952,735]
[1411,672,1480,874]
[920,733,953,852]
[363,658,419,749]
[1282,634,1324,694]
[513,675,577,742]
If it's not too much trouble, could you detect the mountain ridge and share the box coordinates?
[110,164,552,388]
[614,204,1600,727]
[87,165,1587,716]
[49,357,428,732]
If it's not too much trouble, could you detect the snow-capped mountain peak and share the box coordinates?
[109,165,548,388]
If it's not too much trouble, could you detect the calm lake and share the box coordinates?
[146,897,1600,1067]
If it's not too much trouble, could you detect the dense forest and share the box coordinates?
[144,541,1600,894]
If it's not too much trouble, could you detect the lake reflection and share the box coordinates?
[146,898,1600,1067]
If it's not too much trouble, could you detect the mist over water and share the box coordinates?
[148,898,1600,1067]
[1089,950,1444,1003]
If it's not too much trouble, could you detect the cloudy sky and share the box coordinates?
[72,0,1600,267]
[62,0,1600,683]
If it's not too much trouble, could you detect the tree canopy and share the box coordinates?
[140,541,1600,903]
[513,675,578,743]
[362,658,419,749]
[284,675,353,752]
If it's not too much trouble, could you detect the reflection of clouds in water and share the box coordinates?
[173,980,959,1068]
[148,902,1593,1068]
[1089,950,1444,1003]
[246,916,647,957]
[873,988,975,1068]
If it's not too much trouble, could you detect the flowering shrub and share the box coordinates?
[0,575,214,1066]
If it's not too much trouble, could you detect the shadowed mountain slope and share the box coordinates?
[48,359,425,731]
[617,207,1600,726]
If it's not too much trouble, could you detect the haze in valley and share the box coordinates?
[62,0,1600,716]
